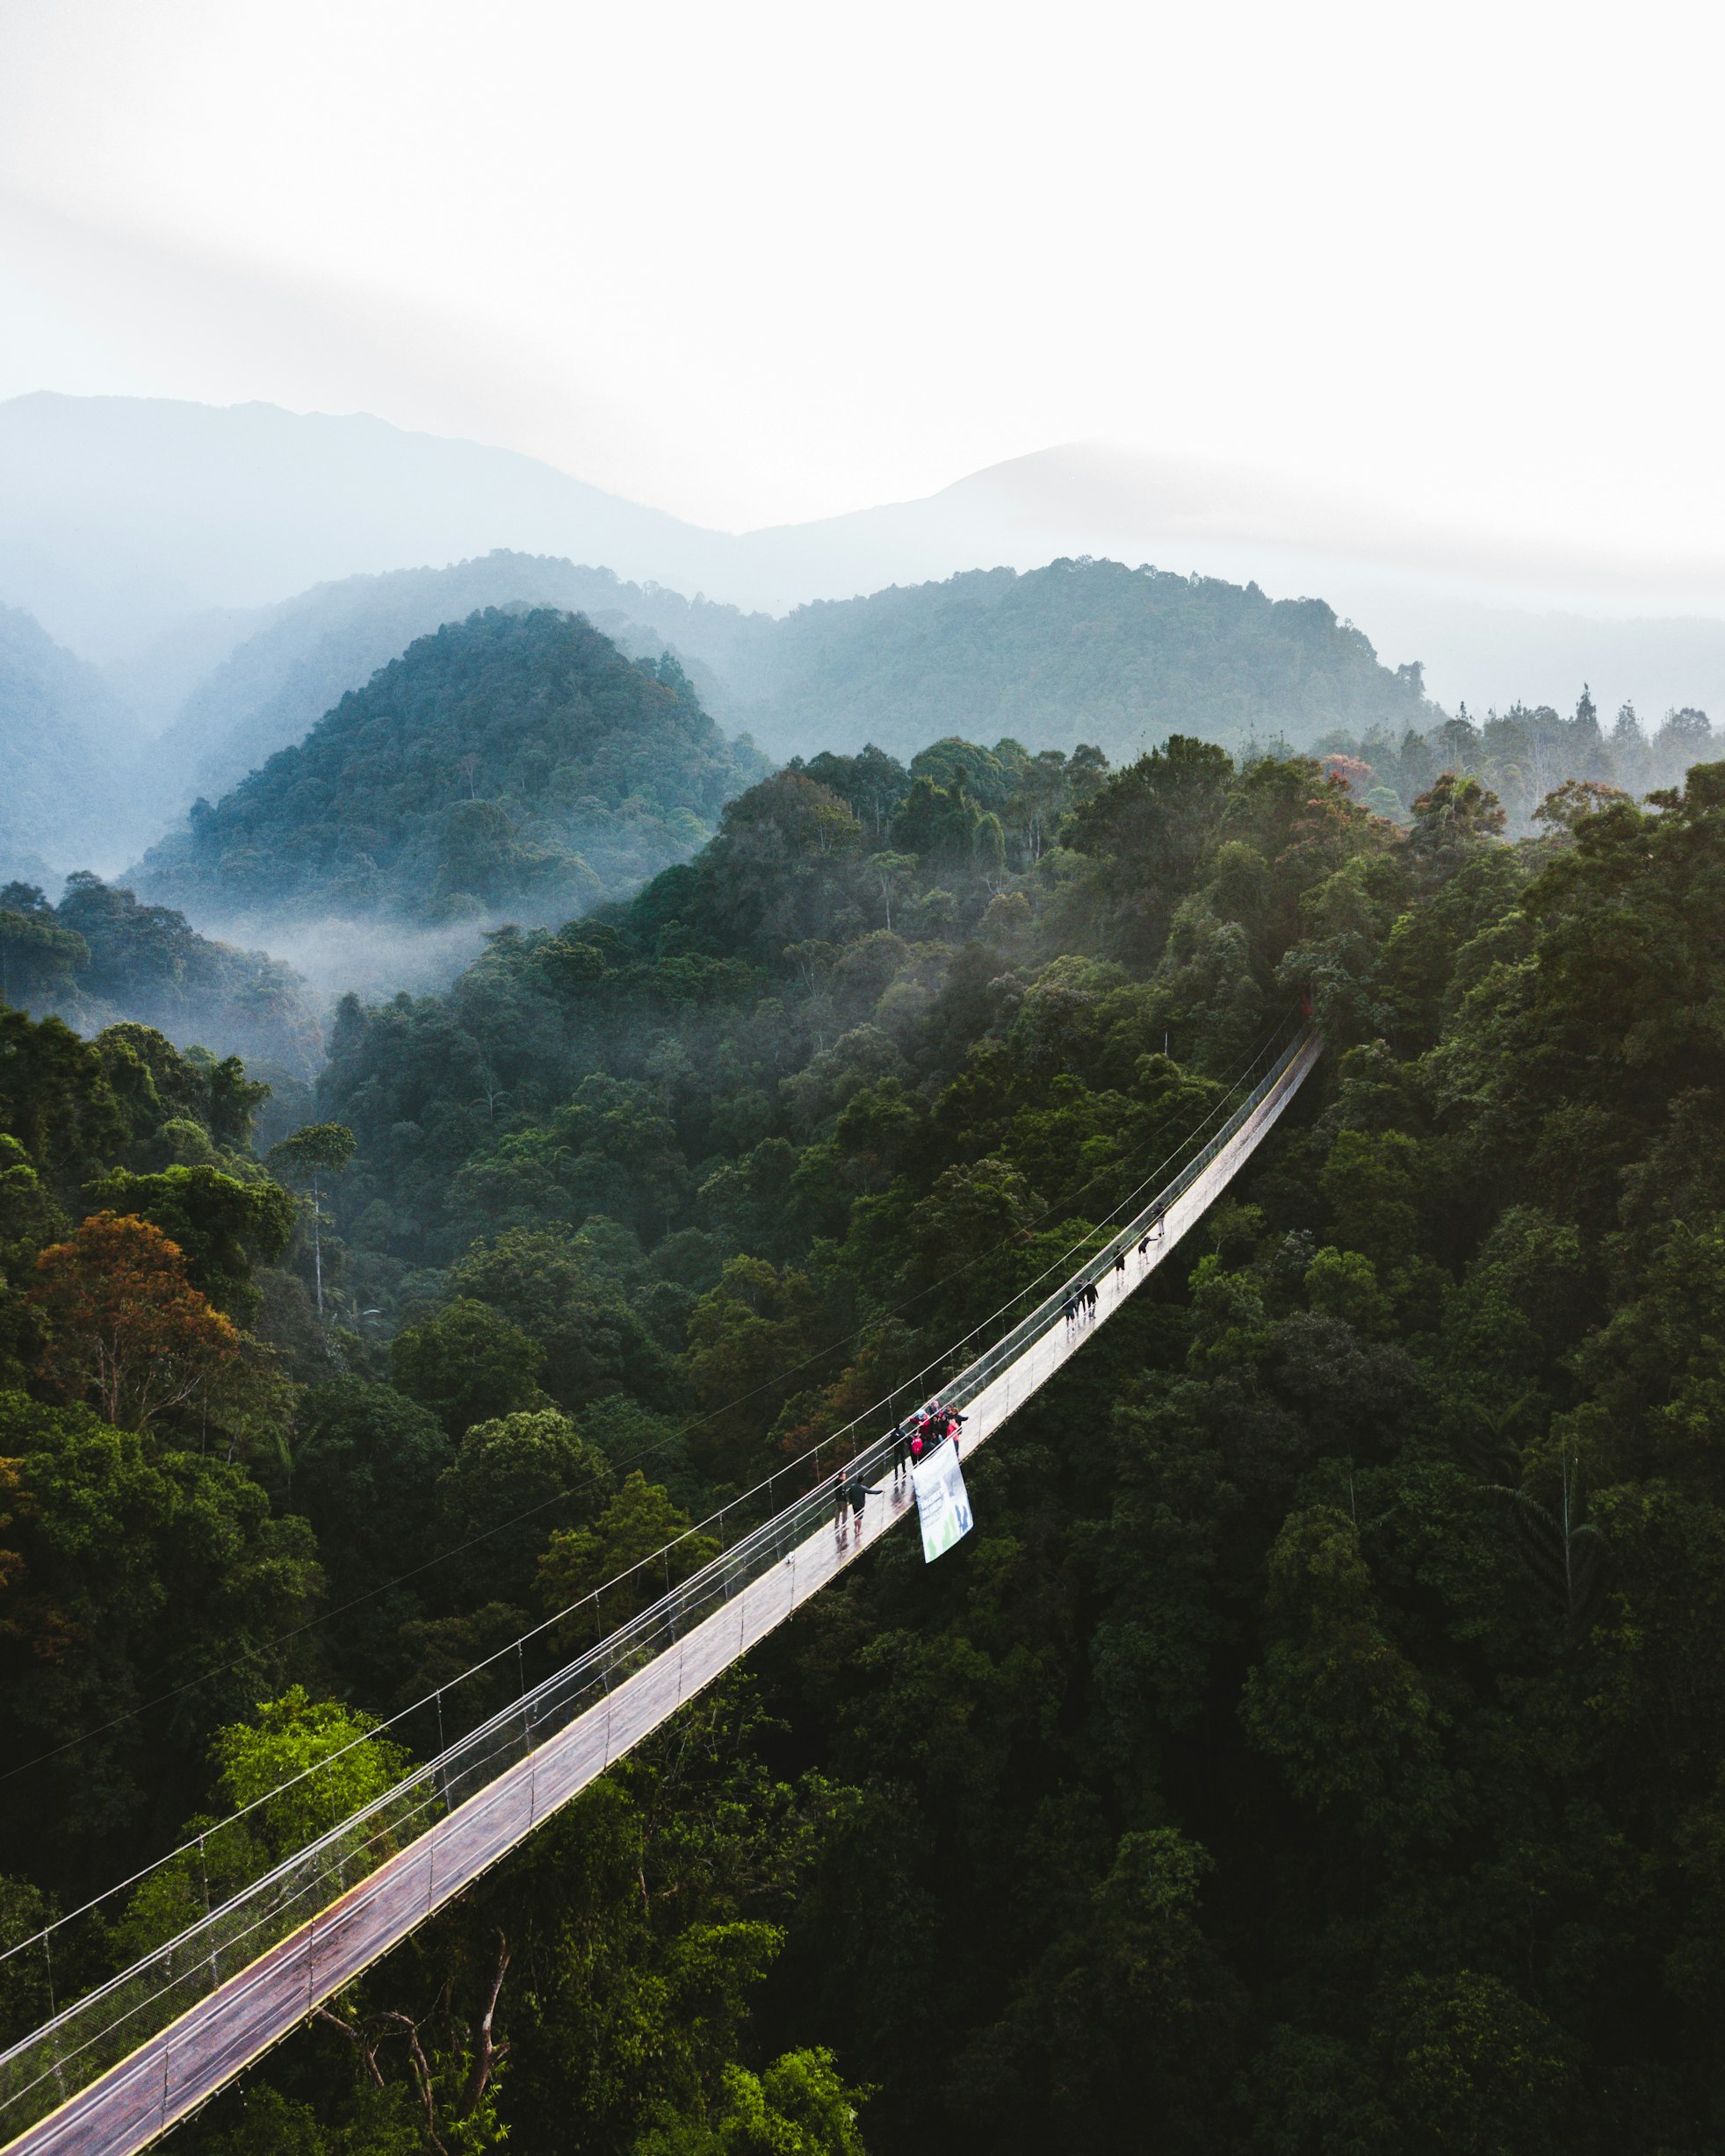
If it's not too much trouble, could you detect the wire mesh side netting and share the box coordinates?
[0,1024,1315,2145]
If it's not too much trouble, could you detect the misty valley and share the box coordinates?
[7,407,1725,2156]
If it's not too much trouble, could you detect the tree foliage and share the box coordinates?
[10,733,1725,2152]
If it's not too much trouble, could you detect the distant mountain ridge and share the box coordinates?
[135,552,1437,795]
[0,547,1439,898]
[725,559,1439,761]
[5,393,1724,906]
[10,393,1725,727]
[0,393,725,660]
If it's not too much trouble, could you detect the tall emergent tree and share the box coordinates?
[266,1123,357,1318]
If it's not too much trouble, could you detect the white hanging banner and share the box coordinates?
[912,1440,974,1562]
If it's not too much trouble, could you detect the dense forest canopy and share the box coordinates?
[15,538,1724,955]
[134,609,769,931]
[6,727,1725,2152]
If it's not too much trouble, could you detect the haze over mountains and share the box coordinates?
[7,386,1725,957]
[7,393,1725,725]
[128,551,1434,822]
[0,602,143,881]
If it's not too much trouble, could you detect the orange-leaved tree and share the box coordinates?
[29,1211,242,1435]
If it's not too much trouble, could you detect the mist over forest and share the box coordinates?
[9,391,1725,2156]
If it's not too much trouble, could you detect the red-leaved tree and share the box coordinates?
[30,1212,242,1435]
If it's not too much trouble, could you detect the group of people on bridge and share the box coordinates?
[829,1200,1172,1547]
[1060,1204,1166,1331]
[833,1398,965,1541]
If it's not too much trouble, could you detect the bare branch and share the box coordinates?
[312,2003,386,2090]
[459,1931,511,2120]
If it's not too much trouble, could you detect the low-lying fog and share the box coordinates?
[198,912,499,1005]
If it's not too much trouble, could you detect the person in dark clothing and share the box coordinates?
[891,1422,910,1482]
[1063,1296,1078,1327]
[1087,1281,1100,1314]
[1114,1251,1126,1277]
[846,1470,882,1532]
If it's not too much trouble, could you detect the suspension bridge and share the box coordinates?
[0,1024,1321,2156]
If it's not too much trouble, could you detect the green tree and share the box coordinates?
[83,1163,296,1322]
[633,2048,870,2156]
[437,1409,610,1606]
[0,1005,126,1188]
[0,1871,54,2050]
[267,1123,357,1317]
[954,1828,1243,2152]
[679,1258,832,1483]
[448,1227,670,1411]
[115,1686,415,1965]
[0,899,88,1012]
[1379,1972,1579,2154]
[1067,735,1233,963]
[1239,1506,1452,1846]
[540,1472,719,1649]
[0,1391,322,1874]
[1317,1127,1422,1277]
[287,1378,454,1597]
[1405,770,1507,887]
[391,1299,547,1438]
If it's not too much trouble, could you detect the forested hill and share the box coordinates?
[136,552,767,821]
[724,558,1440,761]
[134,607,769,928]
[11,742,1725,2151]
[0,872,322,1076]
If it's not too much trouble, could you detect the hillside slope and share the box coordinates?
[11,395,1725,731]
[134,608,766,928]
[136,554,1440,829]
[0,872,322,1075]
[733,559,1440,761]
[139,552,770,818]
[0,604,147,881]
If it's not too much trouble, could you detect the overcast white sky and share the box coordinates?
[1,0,1721,566]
